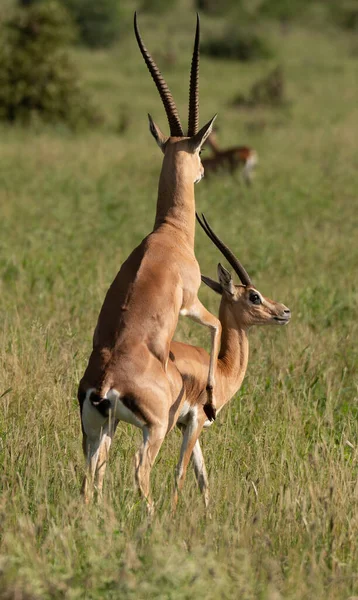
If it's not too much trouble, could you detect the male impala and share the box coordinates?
[84,215,291,509]
[202,129,258,184]
[171,214,290,509]
[78,14,221,507]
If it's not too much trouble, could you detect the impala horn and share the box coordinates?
[135,13,202,139]
[187,14,200,137]
[134,12,184,137]
[196,213,252,287]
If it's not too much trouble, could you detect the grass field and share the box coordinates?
[0,4,358,598]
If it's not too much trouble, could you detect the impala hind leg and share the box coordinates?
[182,300,221,421]
[172,421,202,513]
[82,419,119,504]
[95,432,113,502]
[135,424,167,515]
[95,419,120,501]
[80,391,111,503]
[82,430,106,504]
[191,439,209,509]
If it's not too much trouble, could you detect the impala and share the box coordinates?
[202,130,258,184]
[171,214,290,509]
[78,14,221,508]
[82,214,291,510]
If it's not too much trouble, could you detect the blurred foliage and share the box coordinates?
[328,0,358,30]
[258,0,312,22]
[196,0,306,18]
[201,26,272,61]
[18,0,41,5]
[140,0,178,14]
[232,66,286,108]
[0,1,99,127]
[61,0,122,48]
[17,0,122,48]
[196,0,233,14]
[196,0,358,31]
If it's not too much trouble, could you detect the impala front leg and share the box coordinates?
[181,300,221,421]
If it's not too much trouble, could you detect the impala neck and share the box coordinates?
[217,305,249,409]
[153,156,196,245]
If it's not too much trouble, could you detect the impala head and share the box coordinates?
[196,214,291,328]
[134,12,216,184]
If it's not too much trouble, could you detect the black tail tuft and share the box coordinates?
[90,392,111,418]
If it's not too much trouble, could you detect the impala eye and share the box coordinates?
[249,292,261,305]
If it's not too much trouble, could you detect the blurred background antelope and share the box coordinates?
[202,127,258,184]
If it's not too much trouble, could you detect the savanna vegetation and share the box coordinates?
[0,0,357,598]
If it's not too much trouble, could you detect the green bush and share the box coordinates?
[140,0,178,13]
[258,0,312,22]
[195,0,242,15]
[328,0,358,30]
[0,2,99,127]
[62,0,121,48]
[232,66,286,107]
[201,27,272,62]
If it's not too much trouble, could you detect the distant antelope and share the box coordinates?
[171,214,290,509]
[202,130,258,184]
[83,214,291,509]
[78,14,221,509]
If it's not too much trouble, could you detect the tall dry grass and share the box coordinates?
[0,8,358,599]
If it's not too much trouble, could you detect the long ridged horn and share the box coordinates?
[187,14,200,137]
[134,12,184,137]
[196,213,252,286]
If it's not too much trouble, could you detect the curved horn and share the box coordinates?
[196,213,252,286]
[187,14,200,137]
[134,12,184,137]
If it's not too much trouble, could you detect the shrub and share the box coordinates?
[258,0,312,23]
[232,67,286,107]
[0,2,99,127]
[201,27,272,61]
[329,0,358,30]
[249,66,285,106]
[140,0,178,14]
[62,0,121,48]
[195,0,242,15]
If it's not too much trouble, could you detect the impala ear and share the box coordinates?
[217,263,235,296]
[189,114,217,153]
[148,114,168,152]
[201,275,222,295]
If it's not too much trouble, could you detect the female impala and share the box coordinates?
[78,15,221,508]
[170,214,290,509]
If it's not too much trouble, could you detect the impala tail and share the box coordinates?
[89,391,112,418]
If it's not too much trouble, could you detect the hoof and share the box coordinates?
[204,403,216,422]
